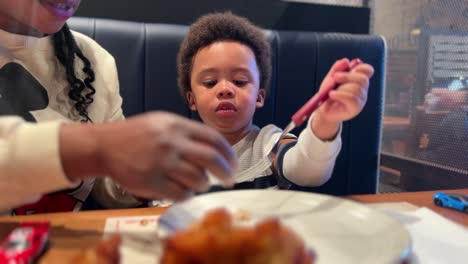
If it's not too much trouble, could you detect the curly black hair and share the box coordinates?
[52,24,96,122]
[177,12,271,99]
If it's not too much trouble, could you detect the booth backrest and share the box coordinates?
[69,17,386,195]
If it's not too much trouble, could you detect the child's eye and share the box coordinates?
[202,80,217,88]
[233,80,248,87]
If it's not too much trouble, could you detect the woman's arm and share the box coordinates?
[0,117,74,210]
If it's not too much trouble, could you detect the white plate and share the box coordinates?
[159,190,411,264]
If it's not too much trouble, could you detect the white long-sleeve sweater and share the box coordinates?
[207,115,341,191]
[0,28,124,212]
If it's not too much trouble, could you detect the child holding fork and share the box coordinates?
[176,12,374,191]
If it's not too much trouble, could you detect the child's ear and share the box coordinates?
[256,89,266,108]
[186,91,197,111]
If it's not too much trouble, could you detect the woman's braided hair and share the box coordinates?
[52,23,96,122]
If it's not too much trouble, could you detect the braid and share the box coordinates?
[52,24,96,122]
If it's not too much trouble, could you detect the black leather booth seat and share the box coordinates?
[69,17,386,195]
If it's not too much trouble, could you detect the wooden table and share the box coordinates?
[0,189,466,263]
[348,189,468,227]
[383,116,410,133]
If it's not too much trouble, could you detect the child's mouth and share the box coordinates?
[216,102,238,113]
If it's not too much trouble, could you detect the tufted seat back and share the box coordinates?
[69,17,386,195]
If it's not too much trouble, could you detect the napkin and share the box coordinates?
[104,215,161,264]
[385,207,468,264]
[103,215,160,236]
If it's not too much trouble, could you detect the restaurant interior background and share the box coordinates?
[371,0,468,193]
[76,0,468,193]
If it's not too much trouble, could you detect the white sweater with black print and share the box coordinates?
[0,28,138,213]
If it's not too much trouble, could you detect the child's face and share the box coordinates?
[187,41,265,135]
[0,0,82,36]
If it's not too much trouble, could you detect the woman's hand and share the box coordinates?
[61,111,237,201]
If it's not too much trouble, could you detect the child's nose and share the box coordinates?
[217,90,233,98]
[216,82,234,98]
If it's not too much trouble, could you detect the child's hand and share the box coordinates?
[312,58,374,140]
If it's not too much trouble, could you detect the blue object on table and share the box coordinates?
[433,192,468,214]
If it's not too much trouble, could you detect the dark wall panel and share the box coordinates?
[75,0,369,34]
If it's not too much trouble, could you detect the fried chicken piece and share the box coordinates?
[71,234,121,264]
[71,209,314,264]
[161,208,314,264]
